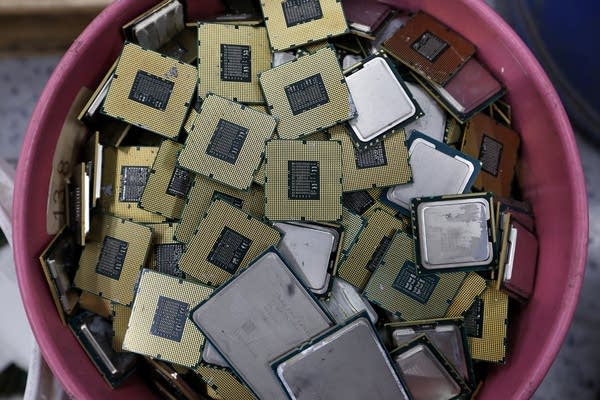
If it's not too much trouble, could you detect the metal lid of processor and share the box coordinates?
[347,56,416,142]
[404,82,446,142]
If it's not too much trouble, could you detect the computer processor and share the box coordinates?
[112,302,132,352]
[464,285,508,363]
[340,206,366,254]
[259,47,355,140]
[330,124,412,192]
[343,0,393,37]
[67,162,90,245]
[202,341,230,368]
[264,139,342,221]
[444,117,464,147]
[191,249,334,400]
[388,318,474,385]
[384,132,481,215]
[39,227,81,324]
[101,42,197,139]
[69,311,138,388]
[273,222,340,295]
[79,291,113,319]
[321,277,378,324]
[198,23,271,103]
[403,82,446,142]
[460,113,521,197]
[271,315,410,400]
[123,0,184,50]
[363,231,467,320]
[123,269,214,367]
[85,132,103,208]
[175,177,265,244]
[143,358,206,400]
[382,11,476,86]
[101,146,165,223]
[140,140,194,219]
[178,199,281,286]
[195,364,257,400]
[391,335,470,400]
[342,188,404,220]
[178,94,276,191]
[148,223,185,278]
[260,0,348,51]
[344,52,422,147]
[337,208,407,290]
[445,272,487,318]
[74,214,152,306]
[411,194,497,273]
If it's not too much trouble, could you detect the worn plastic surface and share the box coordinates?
[13,0,588,399]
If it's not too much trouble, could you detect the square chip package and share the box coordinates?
[392,335,470,400]
[202,341,230,368]
[175,176,265,244]
[140,140,195,219]
[384,132,481,215]
[261,0,348,51]
[195,364,256,400]
[123,269,214,367]
[321,277,378,325]
[178,199,281,287]
[191,249,334,400]
[330,124,411,192]
[461,113,521,197]
[265,139,343,221]
[101,146,165,223]
[343,0,393,37]
[102,42,197,139]
[412,194,497,273]
[198,23,272,103]
[342,187,403,220]
[271,316,410,400]
[147,223,185,278]
[259,47,355,140]
[75,214,152,306]
[111,302,131,352]
[363,231,467,321]
[178,94,276,191]
[383,11,476,86]
[344,52,422,147]
[337,209,407,290]
[403,82,446,142]
[445,272,487,319]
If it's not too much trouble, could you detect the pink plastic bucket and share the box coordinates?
[13,0,588,399]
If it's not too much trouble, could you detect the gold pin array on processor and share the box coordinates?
[198,23,272,103]
[178,199,281,287]
[102,42,197,139]
[147,222,184,278]
[112,302,132,352]
[195,364,257,400]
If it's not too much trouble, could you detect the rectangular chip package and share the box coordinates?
[101,146,165,223]
[191,249,334,400]
[260,0,348,51]
[391,335,471,400]
[330,124,412,192]
[265,139,343,221]
[123,269,214,367]
[460,113,521,197]
[344,52,423,147]
[198,23,272,103]
[175,176,265,243]
[178,199,281,286]
[101,42,197,139]
[140,140,194,219]
[337,209,407,290]
[259,47,355,139]
[178,94,276,191]
[363,231,467,321]
[195,364,256,400]
[383,11,476,85]
[74,214,152,306]
[147,223,185,278]
[384,132,481,215]
[411,193,497,274]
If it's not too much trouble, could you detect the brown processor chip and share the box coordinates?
[383,12,475,85]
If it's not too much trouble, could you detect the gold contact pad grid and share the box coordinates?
[140,140,192,219]
[123,269,214,367]
[147,222,179,270]
[340,206,366,255]
[112,302,132,352]
[178,95,276,191]
[178,199,281,286]
[101,146,165,223]
[445,272,487,318]
[198,23,271,103]
[330,125,412,192]
[175,177,265,244]
[102,43,197,138]
[74,214,152,306]
[261,0,348,51]
[468,285,508,363]
[363,231,467,321]
[259,47,353,139]
[265,139,342,221]
[337,208,406,290]
[195,364,256,400]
